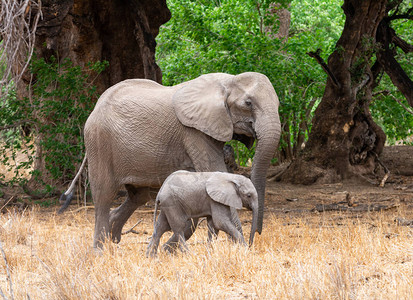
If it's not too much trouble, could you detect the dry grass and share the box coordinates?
[0,207,412,299]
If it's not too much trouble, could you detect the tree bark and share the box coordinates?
[18,0,170,189]
[282,0,389,184]
[26,0,170,92]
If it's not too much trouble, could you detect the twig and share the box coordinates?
[0,196,15,213]
[122,220,143,235]
[72,206,94,213]
[373,152,390,188]
[0,240,14,300]
[373,90,413,116]
[389,93,413,116]
[307,49,341,88]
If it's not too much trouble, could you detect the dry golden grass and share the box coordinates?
[0,207,412,299]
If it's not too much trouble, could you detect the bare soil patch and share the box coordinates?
[262,145,413,228]
[1,145,413,223]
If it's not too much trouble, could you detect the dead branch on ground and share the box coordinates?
[313,200,399,213]
[122,220,143,235]
[0,196,15,213]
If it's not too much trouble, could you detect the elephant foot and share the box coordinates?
[109,186,151,243]
[146,240,158,258]
[109,208,130,243]
[162,241,179,254]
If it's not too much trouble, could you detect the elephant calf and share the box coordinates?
[146,170,258,257]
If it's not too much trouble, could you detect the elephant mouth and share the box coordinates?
[232,133,255,149]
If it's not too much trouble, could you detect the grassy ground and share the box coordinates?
[0,206,412,299]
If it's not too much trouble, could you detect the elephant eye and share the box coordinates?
[247,193,251,198]
[245,99,252,107]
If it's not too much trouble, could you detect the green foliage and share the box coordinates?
[157,0,344,163]
[158,0,413,160]
[227,140,255,167]
[371,79,413,145]
[0,56,108,186]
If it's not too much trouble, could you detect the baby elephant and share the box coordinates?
[146,170,258,257]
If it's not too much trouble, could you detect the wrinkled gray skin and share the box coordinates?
[61,72,281,249]
[146,171,258,257]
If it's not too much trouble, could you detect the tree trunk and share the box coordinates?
[265,3,291,42]
[18,0,170,189]
[282,0,389,184]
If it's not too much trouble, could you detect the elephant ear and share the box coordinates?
[172,73,233,142]
[206,173,242,209]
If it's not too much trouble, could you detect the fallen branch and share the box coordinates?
[0,196,15,213]
[372,152,391,187]
[313,201,399,213]
[395,217,413,227]
[72,206,95,213]
[122,220,143,235]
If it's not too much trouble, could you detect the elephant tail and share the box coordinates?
[58,155,87,214]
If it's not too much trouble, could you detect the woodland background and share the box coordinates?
[0,1,412,299]
[0,0,412,198]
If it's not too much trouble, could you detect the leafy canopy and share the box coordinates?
[157,0,413,166]
[157,0,345,164]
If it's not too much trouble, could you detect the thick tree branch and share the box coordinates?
[386,6,413,21]
[376,22,413,107]
[307,49,341,88]
[377,50,413,106]
[392,33,413,53]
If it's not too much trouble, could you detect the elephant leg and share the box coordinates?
[109,185,151,243]
[212,207,246,246]
[92,185,117,249]
[216,220,246,245]
[163,218,199,253]
[146,211,170,258]
[230,207,244,236]
[207,216,219,243]
[177,232,189,253]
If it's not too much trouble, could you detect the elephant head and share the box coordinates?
[173,72,281,234]
[206,173,259,246]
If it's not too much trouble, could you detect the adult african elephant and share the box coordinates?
[60,72,281,248]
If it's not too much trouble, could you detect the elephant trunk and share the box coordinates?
[251,112,281,234]
[249,204,258,246]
